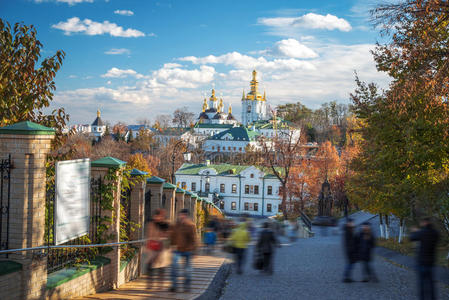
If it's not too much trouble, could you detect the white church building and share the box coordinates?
[175,163,282,216]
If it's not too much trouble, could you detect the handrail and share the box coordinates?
[299,210,312,231]
[0,238,151,254]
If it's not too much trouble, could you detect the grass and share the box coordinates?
[377,237,449,268]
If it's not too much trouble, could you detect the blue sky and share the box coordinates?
[0,0,389,125]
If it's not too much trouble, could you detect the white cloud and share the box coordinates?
[114,10,134,16]
[147,65,216,89]
[179,51,315,71]
[52,17,145,37]
[101,67,144,79]
[105,48,131,55]
[267,39,318,58]
[34,0,93,5]
[258,13,352,32]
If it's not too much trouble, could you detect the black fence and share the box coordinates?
[120,187,131,241]
[45,177,103,273]
[0,155,11,258]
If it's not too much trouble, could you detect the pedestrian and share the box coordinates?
[288,220,297,242]
[357,222,378,282]
[145,208,171,279]
[203,226,217,255]
[342,218,358,283]
[229,218,250,274]
[169,208,197,293]
[410,217,440,300]
[256,221,279,275]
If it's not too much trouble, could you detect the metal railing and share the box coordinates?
[299,210,312,231]
[0,238,150,255]
[0,154,11,258]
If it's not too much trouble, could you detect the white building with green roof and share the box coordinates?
[202,126,261,153]
[175,163,282,216]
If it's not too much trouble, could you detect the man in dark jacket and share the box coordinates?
[343,218,357,283]
[358,222,378,282]
[257,222,278,275]
[410,217,440,300]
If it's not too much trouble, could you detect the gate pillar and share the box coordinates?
[0,121,54,300]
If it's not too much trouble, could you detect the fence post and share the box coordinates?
[91,156,126,289]
[145,176,165,219]
[162,183,176,222]
[0,121,54,300]
[175,188,185,214]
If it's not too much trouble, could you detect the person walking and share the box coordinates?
[145,208,171,280]
[256,222,278,275]
[203,226,217,255]
[169,209,197,292]
[342,218,358,283]
[229,219,250,274]
[358,222,378,282]
[410,217,440,300]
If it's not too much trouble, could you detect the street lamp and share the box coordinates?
[199,171,210,197]
[171,140,191,184]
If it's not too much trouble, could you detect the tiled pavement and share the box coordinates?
[79,255,227,300]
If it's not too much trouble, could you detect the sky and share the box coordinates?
[0,0,390,125]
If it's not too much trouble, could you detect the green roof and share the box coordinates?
[130,168,148,176]
[208,126,260,141]
[0,121,55,135]
[176,163,283,178]
[194,123,234,129]
[147,176,165,184]
[91,156,126,168]
[163,182,177,189]
[190,193,198,198]
[176,187,186,194]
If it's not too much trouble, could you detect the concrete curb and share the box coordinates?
[376,246,449,286]
[194,258,232,300]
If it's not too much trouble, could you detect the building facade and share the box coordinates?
[175,163,282,216]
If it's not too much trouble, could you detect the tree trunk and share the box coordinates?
[379,213,384,239]
[282,184,288,219]
[385,214,390,239]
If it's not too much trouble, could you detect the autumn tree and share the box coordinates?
[259,129,305,217]
[153,114,172,129]
[172,107,195,128]
[0,19,68,138]
[128,153,151,174]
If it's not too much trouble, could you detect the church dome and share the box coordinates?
[199,112,209,119]
[227,113,236,120]
[213,112,226,120]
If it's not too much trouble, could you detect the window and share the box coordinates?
[239,147,242,152]
[233,147,236,151]
[220,183,225,193]
[244,202,249,211]
[245,185,249,194]
[231,202,236,210]
[228,146,231,151]
[212,146,215,150]
[220,201,225,210]
[267,203,272,212]
[250,174,254,178]
[232,184,237,194]
[247,106,251,113]
[250,185,254,194]
[217,146,220,152]
[254,203,259,211]
[254,185,259,194]
[205,182,210,193]
[267,186,272,195]
[191,182,196,191]
[181,182,186,189]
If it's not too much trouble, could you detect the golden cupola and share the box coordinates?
[218,98,224,113]
[245,69,263,101]
[202,98,208,112]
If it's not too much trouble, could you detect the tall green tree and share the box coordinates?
[0,20,68,133]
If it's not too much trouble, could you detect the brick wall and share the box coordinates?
[46,261,114,300]
[0,271,22,300]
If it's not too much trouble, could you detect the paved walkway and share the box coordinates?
[220,229,449,300]
[79,254,227,300]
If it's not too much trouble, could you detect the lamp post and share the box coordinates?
[199,171,210,197]
[171,140,191,184]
